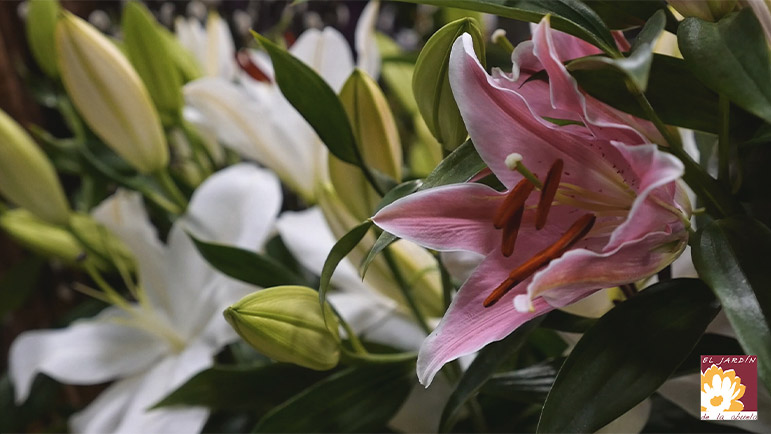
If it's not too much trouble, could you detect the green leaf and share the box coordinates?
[319,221,373,322]
[480,359,562,404]
[374,179,423,214]
[360,140,486,275]
[571,54,760,134]
[537,279,719,433]
[679,8,771,124]
[568,9,665,92]
[254,363,414,433]
[153,364,327,412]
[251,32,384,193]
[540,310,597,333]
[190,236,308,288]
[692,216,771,392]
[440,318,542,432]
[122,1,184,120]
[583,0,674,31]
[413,17,484,150]
[396,0,619,55]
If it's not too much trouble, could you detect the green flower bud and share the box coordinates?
[122,1,184,124]
[68,213,135,271]
[56,12,168,173]
[0,209,130,270]
[224,286,341,371]
[0,109,69,224]
[413,17,485,150]
[26,0,60,78]
[332,69,403,220]
[668,0,737,21]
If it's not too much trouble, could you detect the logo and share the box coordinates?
[701,355,758,421]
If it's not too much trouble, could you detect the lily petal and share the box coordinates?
[183,163,282,250]
[183,78,320,200]
[373,183,505,255]
[290,28,354,93]
[92,191,172,320]
[276,207,369,292]
[355,0,381,78]
[417,253,552,385]
[72,343,213,434]
[10,306,166,404]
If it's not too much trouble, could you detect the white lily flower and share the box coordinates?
[183,0,381,203]
[175,12,236,80]
[9,164,282,433]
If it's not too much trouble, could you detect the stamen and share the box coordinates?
[505,153,542,189]
[535,159,563,230]
[501,206,524,257]
[236,50,272,83]
[493,178,534,229]
[484,213,596,307]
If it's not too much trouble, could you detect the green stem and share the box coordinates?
[434,252,455,311]
[331,305,368,355]
[631,90,741,218]
[153,169,188,211]
[340,348,417,365]
[718,94,730,182]
[382,248,432,335]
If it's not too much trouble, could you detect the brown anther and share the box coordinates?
[501,206,524,257]
[493,178,535,229]
[236,50,272,83]
[535,159,563,230]
[483,213,596,308]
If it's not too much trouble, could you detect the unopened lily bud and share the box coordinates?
[122,1,184,123]
[56,12,169,173]
[668,0,737,21]
[68,213,135,270]
[413,17,485,150]
[224,286,341,371]
[0,109,69,225]
[332,69,403,220]
[26,0,60,78]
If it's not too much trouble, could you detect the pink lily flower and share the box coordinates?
[373,18,691,385]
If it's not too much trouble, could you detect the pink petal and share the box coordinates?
[449,34,643,197]
[417,253,552,385]
[527,229,688,310]
[531,18,649,145]
[606,142,686,250]
[372,183,504,255]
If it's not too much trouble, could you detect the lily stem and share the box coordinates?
[630,89,741,218]
[435,253,454,311]
[153,169,188,212]
[718,94,730,183]
[382,248,432,335]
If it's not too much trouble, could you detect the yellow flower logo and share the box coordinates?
[701,365,746,412]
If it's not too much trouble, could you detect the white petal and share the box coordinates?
[183,164,282,250]
[290,28,354,92]
[440,250,483,284]
[73,343,214,434]
[355,1,382,78]
[276,207,368,292]
[10,307,167,403]
[329,291,426,351]
[91,190,172,319]
[206,13,236,79]
[183,78,318,199]
[174,17,206,68]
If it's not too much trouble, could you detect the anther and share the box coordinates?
[493,178,534,229]
[501,206,524,257]
[236,50,272,83]
[535,159,563,230]
[483,213,596,307]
